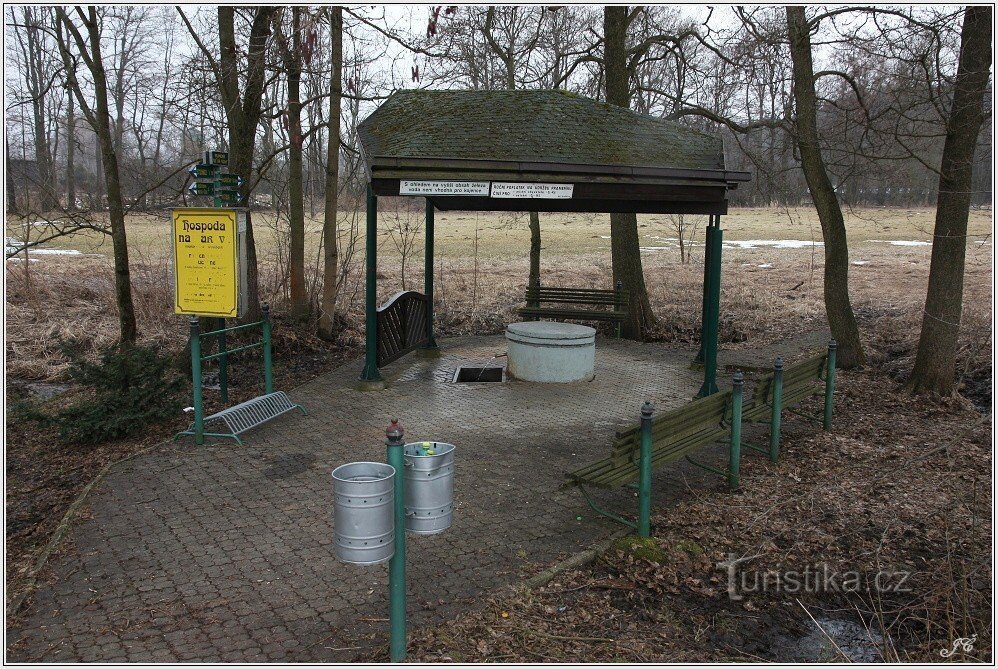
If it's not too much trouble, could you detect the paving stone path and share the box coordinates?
[8,336,743,662]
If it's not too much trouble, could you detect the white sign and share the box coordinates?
[399,180,490,196]
[490,182,574,199]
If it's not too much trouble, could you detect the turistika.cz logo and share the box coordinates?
[716,553,913,601]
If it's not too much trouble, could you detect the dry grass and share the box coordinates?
[5,207,993,400]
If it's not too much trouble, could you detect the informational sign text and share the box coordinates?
[490,182,575,199]
[399,180,490,196]
[172,208,240,317]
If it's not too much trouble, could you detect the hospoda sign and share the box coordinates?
[172,208,240,317]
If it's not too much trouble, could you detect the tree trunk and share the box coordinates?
[66,93,75,210]
[82,8,137,345]
[22,9,58,211]
[603,5,654,339]
[285,8,308,319]
[318,7,343,340]
[528,211,541,287]
[6,137,18,214]
[910,7,992,395]
[217,6,276,323]
[786,6,864,368]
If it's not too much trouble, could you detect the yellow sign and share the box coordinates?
[172,208,239,317]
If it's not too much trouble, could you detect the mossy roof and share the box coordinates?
[358,89,726,172]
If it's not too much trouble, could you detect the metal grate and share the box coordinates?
[184,391,307,445]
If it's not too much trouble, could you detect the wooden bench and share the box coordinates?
[563,340,838,530]
[517,280,629,336]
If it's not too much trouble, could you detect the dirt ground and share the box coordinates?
[4,205,993,657]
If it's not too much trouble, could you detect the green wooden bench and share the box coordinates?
[517,280,629,336]
[563,340,838,534]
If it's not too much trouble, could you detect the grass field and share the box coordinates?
[6,205,993,261]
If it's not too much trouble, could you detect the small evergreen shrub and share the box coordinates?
[43,342,184,445]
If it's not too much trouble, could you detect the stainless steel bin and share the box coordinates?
[403,442,455,535]
[331,461,395,565]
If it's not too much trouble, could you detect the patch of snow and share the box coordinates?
[639,246,673,252]
[757,263,773,268]
[5,237,85,258]
[851,260,870,266]
[867,240,931,246]
[599,235,611,239]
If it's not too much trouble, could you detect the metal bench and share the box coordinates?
[178,391,307,446]
[517,280,629,337]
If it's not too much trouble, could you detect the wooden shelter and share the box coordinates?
[356,89,750,395]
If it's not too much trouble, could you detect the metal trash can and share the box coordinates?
[403,442,455,535]
[331,461,395,565]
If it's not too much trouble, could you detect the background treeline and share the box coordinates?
[5,6,991,213]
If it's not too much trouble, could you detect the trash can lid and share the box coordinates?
[506,321,596,341]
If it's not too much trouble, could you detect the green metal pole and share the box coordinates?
[699,221,722,397]
[262,303,273,394]
[362,185,382,381]
[424,199,437,348]
[728,372,743,490]
[190,317,204,446]
[385,419,407,662]
[769,357,783,463]
[218,322,228,404]
[823,340,837,431]
[638,401,654,538]
[696,216,716,363]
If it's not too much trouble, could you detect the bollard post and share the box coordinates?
[728,372,743,490]
[218,322,229,404]
[262,303,273,395]
[638,401,654,538]
[824,340,837,431]
[385,419,407,662]
[190,317,204,446]
[769,357,783,462]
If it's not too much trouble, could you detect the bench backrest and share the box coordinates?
[610,389,732,466]
[524,285,629,308]
[782,351,827,396]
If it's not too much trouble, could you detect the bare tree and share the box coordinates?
[179,6,279,321]
[786,6,865,367]
[910,7,992,395]
[54,6,138,345]
[318,6,344,340]
[603,6,656,339]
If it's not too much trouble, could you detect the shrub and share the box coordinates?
[42,342,184,445]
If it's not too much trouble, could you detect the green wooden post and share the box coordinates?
[769,357,783,462]
[190,317,204,446]
[728,372,743,489]
[823,340,837,430]
[262,303,273,394]
[699,220,722,397]
[424,199,437,349]
[385,419,407,662]
[696,216,715,363]
[218,323,229,404]
[638,401,654,538]
[362,185,382,382]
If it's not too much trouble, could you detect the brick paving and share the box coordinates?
[7,335,741,662]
